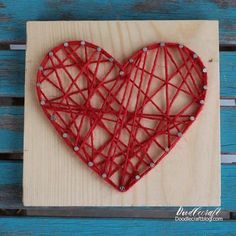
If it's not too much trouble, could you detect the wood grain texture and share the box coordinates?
[1,217,236,236]
[0,0,235,44]
[0,51,236,98]
[0,106,235,153]
[23,21,220,206]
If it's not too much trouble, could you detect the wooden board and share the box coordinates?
[23,20,220,206]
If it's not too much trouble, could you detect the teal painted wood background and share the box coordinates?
[0,0,236,43]
[0,0,236,235]
[1,218,236,236]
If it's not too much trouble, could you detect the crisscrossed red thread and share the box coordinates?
[36,41,207,192]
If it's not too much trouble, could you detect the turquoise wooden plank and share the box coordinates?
[0,161,22,185]
[0,51,236,97]
[0,106,235,153]
[220,52,236,98]
[0,51,24,97]
[0,162,236,209]
[0,106,23,152]
[221,165,236,209]
[221,108,236,153]
[0,0,235,44]
[0,161,22,208]
[0,217,236,236]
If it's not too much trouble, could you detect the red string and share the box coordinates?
[36,41,207,192]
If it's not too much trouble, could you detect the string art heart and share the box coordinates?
[36,41,207,192]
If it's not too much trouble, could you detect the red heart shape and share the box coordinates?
[36,41,207,192]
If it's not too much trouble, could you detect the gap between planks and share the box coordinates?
[0,208,234,220]
[3,43,236,51]
[0,153,236,164]
[0,97,236,107]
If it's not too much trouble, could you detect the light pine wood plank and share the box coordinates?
[24,20,220,206]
